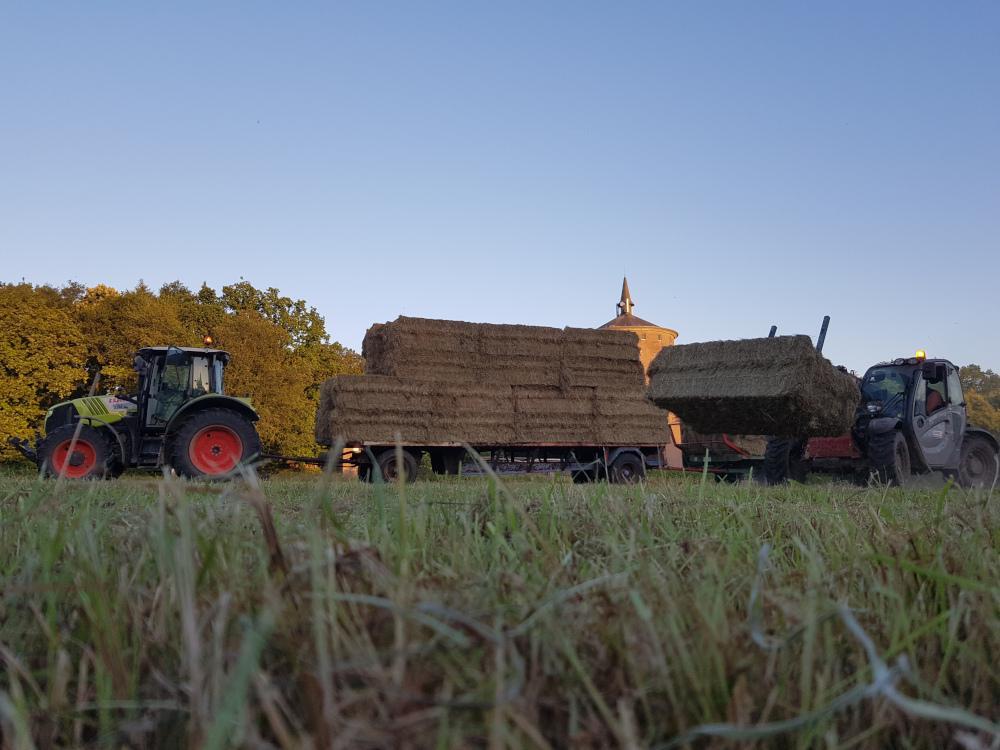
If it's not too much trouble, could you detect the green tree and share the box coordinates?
[0,284,88,460]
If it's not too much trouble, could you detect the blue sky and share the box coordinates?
[2,2,998,372]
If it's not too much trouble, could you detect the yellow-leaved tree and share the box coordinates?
[0,284,88,460]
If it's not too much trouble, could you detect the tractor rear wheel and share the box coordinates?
[170,408,261,479]
[869,430,910,486]
[958,435,999,489]
[39,424,113,479]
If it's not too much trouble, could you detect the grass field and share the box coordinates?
[0,465,997,749]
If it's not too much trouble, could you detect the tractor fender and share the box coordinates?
[964,427,999,454]
[165,395,259,435]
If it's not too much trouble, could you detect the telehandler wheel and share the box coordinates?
[869,430,910,486]
[39,424,113,479]
[763,438,807,485]
[608,453,645,484]
[170,408,261,479]
[958,435,1000,489]
[375,448,419,483]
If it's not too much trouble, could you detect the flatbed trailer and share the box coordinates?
[335,440,668,484]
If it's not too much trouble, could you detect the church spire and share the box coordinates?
[616,276,634,317]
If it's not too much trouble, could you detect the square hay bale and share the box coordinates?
[362,316,648,389]
[647,335,860,437]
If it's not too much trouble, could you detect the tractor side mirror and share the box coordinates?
[921,362,943,380]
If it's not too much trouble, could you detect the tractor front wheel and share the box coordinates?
[170,409,261,479]
[869,430,910,486]
[39,424,113,479]
[763,438,808,485]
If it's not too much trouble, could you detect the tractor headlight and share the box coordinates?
[866,403,881,415]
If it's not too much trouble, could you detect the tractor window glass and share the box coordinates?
[925,375,946,414]
[947,370,964,405]
[861,368,908,401]
[154,350,191,422]
[861,368,909,417]
[190,358,210,395]
[913,378,927,417]
[212,360,225,394]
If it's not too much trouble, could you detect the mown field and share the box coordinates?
[0,465,997,749]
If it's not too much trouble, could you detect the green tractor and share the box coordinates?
[11,345,261,479]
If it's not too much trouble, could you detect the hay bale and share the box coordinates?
[362,316,646,388]
[316,376,671,447]
[647,335,859,437]
[325,316,665,448]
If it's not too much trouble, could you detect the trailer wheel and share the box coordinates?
[170,408,261,479]
[375,448,419,483]
[39,424,112,479]
[764,438,807,485]
[958,435,999,489]
[869,430,910,486]
[609,453,645,484]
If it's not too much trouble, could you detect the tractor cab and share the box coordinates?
[135,346,230,427]
[854,355,969,478]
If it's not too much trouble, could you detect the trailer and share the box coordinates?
[336,440,667,483]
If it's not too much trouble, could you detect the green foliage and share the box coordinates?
[960,364,1000,433]
[0,284,89,459]
[0,279,362,460]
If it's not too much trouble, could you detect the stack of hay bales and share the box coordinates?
[647,335,860,437]
[315,317,668,447]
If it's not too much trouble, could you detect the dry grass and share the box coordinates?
[0,466,997,748]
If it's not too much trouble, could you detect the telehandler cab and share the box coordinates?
[10,345,261,479]
[766,354,999,488]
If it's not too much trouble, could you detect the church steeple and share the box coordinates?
[616,276,634,317]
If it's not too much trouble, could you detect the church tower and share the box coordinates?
[599,277,678,377]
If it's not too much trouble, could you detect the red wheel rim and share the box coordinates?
[189,426,244,475]
[52,438,98,478]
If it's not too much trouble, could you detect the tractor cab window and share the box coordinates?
[925,374,946,414]
[947,369,964,405]
[861,367,909,417]
[190,357,211,396]
[212,358,225,394]
[152,348,191,423]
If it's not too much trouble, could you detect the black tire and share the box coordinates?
[869,430,910,486]
[958,435,999,489]
[38,424,113,479]
[763,438,808,485]
[608,453,646,484]
[375,448,419,483]
[169,408,261,479]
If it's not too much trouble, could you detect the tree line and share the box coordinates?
[1,280,997,464]
[0,280,362,461]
